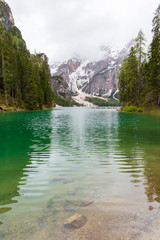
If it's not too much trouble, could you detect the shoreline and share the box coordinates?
[0,105,54,113]
[1,104,160,115]
[120,105,160,115]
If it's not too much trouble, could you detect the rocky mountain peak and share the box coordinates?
[0,0,15,30]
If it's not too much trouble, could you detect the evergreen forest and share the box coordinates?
[0,22,54,110]
[118,5,160,109]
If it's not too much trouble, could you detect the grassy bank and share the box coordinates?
[0,104,54,113]
[121,105,160,114]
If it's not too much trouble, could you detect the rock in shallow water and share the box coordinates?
[78,200,93,207]
[64,200,93,210]
[64,214,87,228]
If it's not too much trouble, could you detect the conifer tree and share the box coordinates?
[135,30,146,101]
[148,4,160,106]
[118,47,139,105]
[135,30,146,70]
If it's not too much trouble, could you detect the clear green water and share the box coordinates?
[0,107,160,240]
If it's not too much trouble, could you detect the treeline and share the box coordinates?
[0,22,54,110]
[118,5,160,108]
[85,96,121,106]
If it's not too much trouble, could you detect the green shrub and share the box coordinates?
[123,106,137,112]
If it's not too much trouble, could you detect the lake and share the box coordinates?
[0,107,160,240]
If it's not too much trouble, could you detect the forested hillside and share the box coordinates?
[118,4,160,109]
[0,1,54,110]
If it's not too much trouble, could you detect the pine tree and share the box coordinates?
[22,58,39,110]
[118,5,160,108]
[148,4,160,106]
[118,58,128,103]
[39,62,53,108]
[118,47,139,105]
[135,30,146,101]
[1,31,14,106]
[135,30,146,70]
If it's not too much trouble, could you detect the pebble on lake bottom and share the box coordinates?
[64,213,87,229]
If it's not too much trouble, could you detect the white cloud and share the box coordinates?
[6,0,160,63]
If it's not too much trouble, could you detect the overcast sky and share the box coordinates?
[6,0,160,63]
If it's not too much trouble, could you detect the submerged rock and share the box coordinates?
[64,214,87,229]
[64,200,93,209]
[0,221,3,225]
[78,200,93,207]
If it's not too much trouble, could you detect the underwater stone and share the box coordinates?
[64,214,87,228]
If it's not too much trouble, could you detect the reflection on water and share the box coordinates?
[0,108,160,239]
[0,111,53,217]
[117,112,160,206]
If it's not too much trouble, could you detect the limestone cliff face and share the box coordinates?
[0,0,15,30]
[51,59,81,90]
[82,64,118,97]
[51,76,71,100]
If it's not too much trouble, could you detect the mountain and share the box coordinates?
[50,40,135,100]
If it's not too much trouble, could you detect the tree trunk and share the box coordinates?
[158,95,160,107]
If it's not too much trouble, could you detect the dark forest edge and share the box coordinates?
[0,23,54,111]
[118,4,160,112]
[0,0,54,112]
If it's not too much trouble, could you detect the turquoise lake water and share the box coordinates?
[0,107,160,240]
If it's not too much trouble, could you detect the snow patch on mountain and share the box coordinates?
[51,62,63,75]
